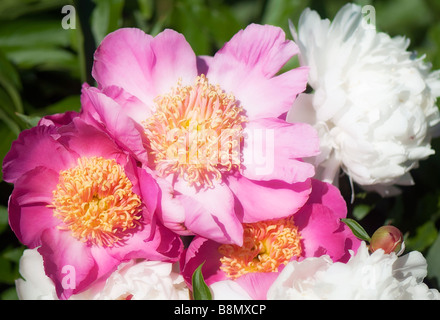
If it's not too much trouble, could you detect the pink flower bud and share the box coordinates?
[369,225,404,254]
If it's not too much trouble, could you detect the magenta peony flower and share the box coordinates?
[2,116,182,299]
[180,180,361,299]
[86,24,318,245]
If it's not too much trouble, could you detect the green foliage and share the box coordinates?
[191,262,212,300]
[0,0,439,299]
[341,218,371,242]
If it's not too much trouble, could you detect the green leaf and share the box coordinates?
[0,286,18,300]
[91,0,125,45]
[15,113,41,129]
[352,204,373,221]
[341,218,371,242]
[0,206,8,234]
[0,122,19,181]
[191,262,212,300]
[427,232,440,285]
[405,220,438,252]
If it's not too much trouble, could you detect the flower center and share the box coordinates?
[218,217,302,280]
[143,74,247,188]
[51,156,143,247]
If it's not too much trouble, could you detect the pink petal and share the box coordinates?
[295,204,360,262]
[241,118,319,183]
[99,85,152,125]
[38,228,98,299]
[132,166,160,219]
[58,118,127,164]
[235,272,279,300]
[38,111,79,127]
[212,24,299,78]
[108,218,182,263]
[2,125,76,184]
[206,24,308,120]
[180,237,226,288]
[8,167,60,248]
[81,85,149,166]
[92,28,198,108]
[307,179,348,219]
[155,177,189,235]
[173,179,243,245]
[227,175,312,223]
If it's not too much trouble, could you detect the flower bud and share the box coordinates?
[369,225,404,255]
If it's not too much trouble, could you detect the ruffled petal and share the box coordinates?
[38,228,98,300]
[241,118,319,183]
[58,118,127,165]
[8,167,60,248]
[107,218,183,263]
[180,237,226,287]
[173,179,243,245]
[81,85,149,166]
[227,175,312,223]
[295,204,360,263]
[235,272,279,300]
[2,125,76,183]
[206,24,308,120]
[92,28,198,108]
[306,179,347,219]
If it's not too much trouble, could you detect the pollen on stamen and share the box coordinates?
[143,74,247,188]
[218,217,302,280]
[50,157,143,247]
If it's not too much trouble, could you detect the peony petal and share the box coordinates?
[38,111,79,127]
[295,204,360,262]
[81,85,149,166]
[174,179,243,245]
[241,118,319,183]
[98,85,152,125]
[180,237,226,288]
[211,24,299,78]
[210,280,252,300]
[38,228,97,300]
[227,175,312,223]
[206,24,308,120]
[92,28,198,108]
[2,125,76,184]
[235,272,279,300]
[8,167,61,248]
[58,118,127,164]
[108,220,183,263]
[155,177,189,235]
[306,179,347,219]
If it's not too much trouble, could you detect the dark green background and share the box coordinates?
[0,0,439,299]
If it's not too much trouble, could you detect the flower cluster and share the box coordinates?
[3,3,440,300]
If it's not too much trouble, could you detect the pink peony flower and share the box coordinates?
[85,24,319,245]
[2,116,182,299]
[180,180,361,299]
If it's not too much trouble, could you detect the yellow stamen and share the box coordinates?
[50,157,142,247]
[143,74,247,188]
[218,217,302,280]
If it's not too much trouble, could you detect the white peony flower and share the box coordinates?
[267,242,440,300]
[15,249,58,300]
[16,248,189,300]
[210,280,252,300]
[288,3,440,196]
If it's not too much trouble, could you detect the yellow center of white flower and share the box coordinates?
[143,74,247,188]
[50,156,143,247]
[218,217,302,280]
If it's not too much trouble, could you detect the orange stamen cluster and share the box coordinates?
[218,217,302,280]
[51,156,142,247]
[143,74,247,188]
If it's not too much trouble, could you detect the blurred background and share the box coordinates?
[0,0,439,299]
